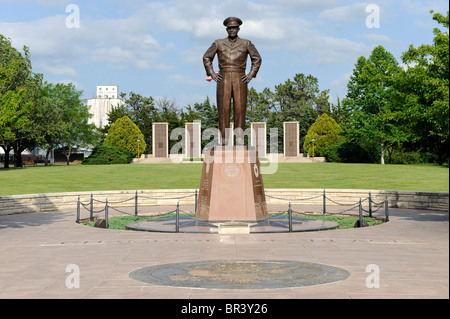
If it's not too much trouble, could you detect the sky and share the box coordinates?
[1,0,448,109]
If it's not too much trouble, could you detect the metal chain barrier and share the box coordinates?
[264,190,389,222]
[76,191,198,227]
[266,194,323,202]
[76,190,389,229]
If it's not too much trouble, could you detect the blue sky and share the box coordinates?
[1,0,448,109]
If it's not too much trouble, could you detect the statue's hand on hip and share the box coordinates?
[241,73,253,83]
[211,72,223,83]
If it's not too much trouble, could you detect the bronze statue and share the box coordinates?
[203,17,262,145]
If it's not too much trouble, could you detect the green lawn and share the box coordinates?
[0,162,448,196]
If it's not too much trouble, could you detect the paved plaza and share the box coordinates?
[0,205,448,299]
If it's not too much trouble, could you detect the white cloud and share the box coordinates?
[310,37,370,64]
[41,65,78,77]
[360,33,392,43]
[261,0,340,12]
[331,72,352,90]
[0,0,71,8]
[400,0,449,16]
[58,79,86,91]
[319,3,369,22]
[0,11,171,75]
[242,19,285,41]
[168,74,208,87]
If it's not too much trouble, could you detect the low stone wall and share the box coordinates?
[0,189,448,216]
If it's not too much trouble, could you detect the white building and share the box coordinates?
[87,85,125,129]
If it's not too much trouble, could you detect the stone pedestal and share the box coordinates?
[196,147,268,222]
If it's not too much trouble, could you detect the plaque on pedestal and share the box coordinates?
[196,147,268,222]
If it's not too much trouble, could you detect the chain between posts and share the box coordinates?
[76,191,198,228]
[76,190,390,228]
[265,190,389,222]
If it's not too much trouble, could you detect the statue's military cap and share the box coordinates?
[223,17,242,27]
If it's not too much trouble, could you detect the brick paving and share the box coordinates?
[0,206,448,299]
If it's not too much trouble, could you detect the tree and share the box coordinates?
[188,96,218,130]
[342,45,407,164]
[181,97,219,149]
[34,81,92,166]
[104,116,146,157]
[246,87,272,123]
[0,34,33,168]
[10,72,47,167]
[270,73,331,153]
[329,96,345,125]
[122,91,157,153]
[50,82,98,165]
[98,104,129,141]
[399,10,449,165]
[303,113,345,157]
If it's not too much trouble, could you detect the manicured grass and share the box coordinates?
[83,214,187,229]
[300,214,383,229]
[0,162,448,196]
[262,162,449,192]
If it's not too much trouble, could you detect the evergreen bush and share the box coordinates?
[303,113,345,157]
[103,116,146,157]
[83,145,133,165]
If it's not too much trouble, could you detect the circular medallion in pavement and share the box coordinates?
[129,260,350,289]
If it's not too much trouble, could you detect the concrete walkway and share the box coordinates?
[0,206,448,299]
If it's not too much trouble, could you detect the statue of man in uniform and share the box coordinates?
[203,17,262,145]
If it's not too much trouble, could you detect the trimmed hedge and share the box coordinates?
[82,145,133,165]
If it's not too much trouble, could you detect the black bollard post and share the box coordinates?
[358,198,363,226]
[194,189,198,213]
[288,202,292,232]
[369,192,372,218]
[135,190,138,216]
[90,193,93,221]
[385,196,389,222]
[105,199,109,229]
[323,189,326,215]
[76,196,80,223]
[176,201,180,233]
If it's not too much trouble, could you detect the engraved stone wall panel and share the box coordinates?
[185,121,201,158]
[250,122,266,157]
[153,123,168,158]
[283,122,299,157]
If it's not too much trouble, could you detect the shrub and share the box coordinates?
[388,150,421,164]
[324,142,372,163]
[103,116,146,157]
[303,113,345,157]
[83,145,133,165]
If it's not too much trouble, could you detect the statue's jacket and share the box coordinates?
[203,37,262,78]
